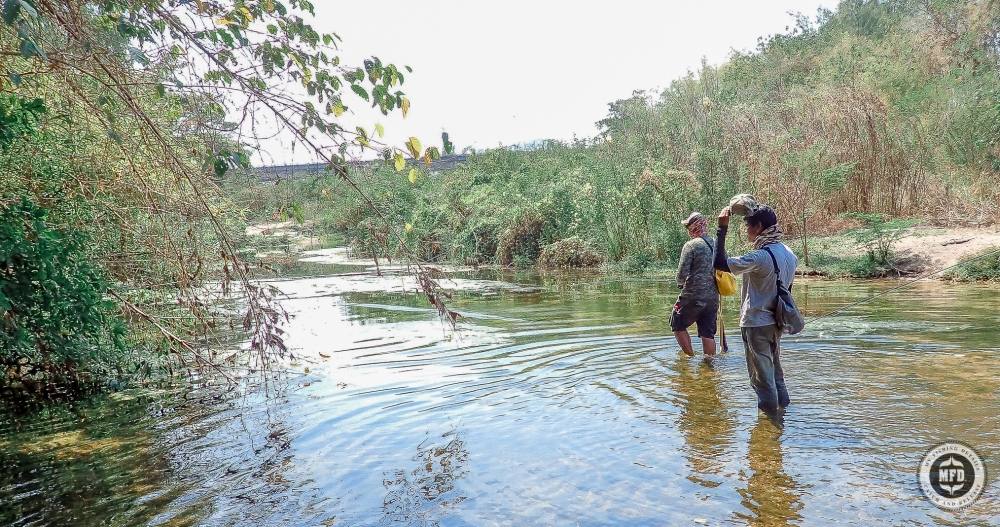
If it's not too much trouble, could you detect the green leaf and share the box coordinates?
[408,168,418,184]
[19,38,46,60]
[393,152,405,172]
[374,123,385,138]
[2,0,20,24]
[214,158,228,177]
[350,84,369,101]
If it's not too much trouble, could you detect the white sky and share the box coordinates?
[256,0,836,165]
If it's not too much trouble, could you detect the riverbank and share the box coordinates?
[799,223,1000,279]
[246,219,1000,282]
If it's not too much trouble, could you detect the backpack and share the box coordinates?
[701,237,737,296]
[762,245,805,335]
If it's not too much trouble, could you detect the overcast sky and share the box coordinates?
[255,0,836,165]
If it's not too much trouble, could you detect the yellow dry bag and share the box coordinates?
[716,270,737,296]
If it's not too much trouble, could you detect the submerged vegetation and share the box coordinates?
[242,0,1000,276]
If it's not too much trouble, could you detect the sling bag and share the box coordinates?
[762,245,805,335]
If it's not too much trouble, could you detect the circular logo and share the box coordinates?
[918,442,986,510]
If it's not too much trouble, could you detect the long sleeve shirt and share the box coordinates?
[714,226,798,327]
[676,236,717,302]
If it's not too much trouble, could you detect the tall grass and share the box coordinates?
[240,0,1000,270]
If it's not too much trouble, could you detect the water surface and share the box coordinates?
[2,269,999,526]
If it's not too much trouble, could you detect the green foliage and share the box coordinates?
[242,0,999,280]
[844,212,916,266]
[0,198,136,396]
[844,253,887,278]
[0,93,44,147]
[0,0,440,388]
[442,131,455,155]
[622,248,655,275]
[946,247,1000,281]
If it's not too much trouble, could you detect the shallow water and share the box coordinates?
[2,270,999,526]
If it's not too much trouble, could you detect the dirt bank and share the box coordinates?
[893,225,1000,271]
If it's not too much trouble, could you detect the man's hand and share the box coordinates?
[718,206,731,228]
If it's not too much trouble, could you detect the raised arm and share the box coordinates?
[714,207,764,276]
[714,207,731,272]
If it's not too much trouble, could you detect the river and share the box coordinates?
[2,264,998,526]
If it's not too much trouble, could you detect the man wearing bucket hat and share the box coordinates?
[671,212,719,362]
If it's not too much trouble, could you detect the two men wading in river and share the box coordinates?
[713,199,798,418]
[671,212,719,363]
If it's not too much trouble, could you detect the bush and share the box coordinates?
[845,253,888,278]
[512,253,533,270]
[946,247,1000,282]
[622,248,655,275]
[538,237,604,268]
[844,213,916,266]
[497,212,545,266]
[0,199,133,397]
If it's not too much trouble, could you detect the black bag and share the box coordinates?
[762,245,805,335]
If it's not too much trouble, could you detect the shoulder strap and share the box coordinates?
[700,236,712,251]
[762,245,783,289]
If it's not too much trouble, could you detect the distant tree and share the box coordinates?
[442,131,455,155]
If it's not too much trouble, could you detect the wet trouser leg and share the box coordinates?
[741,325,790,414]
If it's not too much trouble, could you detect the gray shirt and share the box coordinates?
[727,243,798,327]
[677,236,717,303]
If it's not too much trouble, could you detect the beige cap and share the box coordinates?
[681,211,705,227]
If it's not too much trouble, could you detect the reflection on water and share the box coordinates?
[2,272,1000,526]
[378,432,469,527]
[737,417,802,527]
[669,356,736,490]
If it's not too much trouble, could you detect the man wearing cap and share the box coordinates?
[714,203,798,417]
[671,212,719,361]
